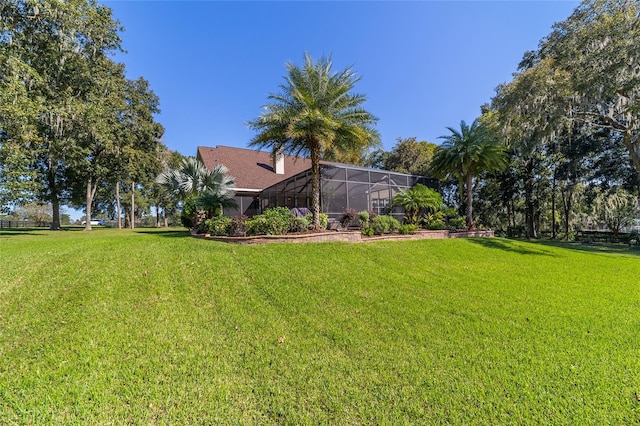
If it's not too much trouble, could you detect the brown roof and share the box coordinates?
[197,145,313,191]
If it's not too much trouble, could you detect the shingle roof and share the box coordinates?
[196,145,313,191]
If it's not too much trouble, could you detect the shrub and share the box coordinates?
[181,197,198,229]
[371,215,400,235]
[229,215,248,236]
[424,211,446,230]
[357,211,370,228]
[361,226,374,236]
[398,224,418,235]
[203,216,233,236]
[304,212,328,229]
[393,184,443,225]
[447,216,466,230]
[339,208,356,229]
[291,216,309,233]
[246,207,293,235]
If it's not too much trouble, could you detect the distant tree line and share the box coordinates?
[367,0,640,236]
[0,0,184,230]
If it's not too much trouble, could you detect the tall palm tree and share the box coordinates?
[431,119,507,230]
[248,53,380,228]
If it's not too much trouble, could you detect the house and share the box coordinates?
[196,145,436,220]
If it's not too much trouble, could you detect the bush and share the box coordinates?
[246,207,293,235]
[371,215,400,235]
[291,216,309,233]
[339,208,356,229]
[304,212,328,229]
[203,216,233,236]
[361,226,374,236]
[398,224,418,235]
[181,197,198,229]
[447,216,466,230]
[229,215,248,236]
[424,211,446,230]
[357,211,370,228]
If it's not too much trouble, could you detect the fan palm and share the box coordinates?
[157,157,236,219]
[248,53,380,228]
[431,120,507,230]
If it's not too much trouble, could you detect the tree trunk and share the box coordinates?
[116,181,122,229]
[561,186,573,241]
[156,205,160,227]
[310,144,321,230]
[84,176,98,231]
[523,161,537,239]
[551,172,557,240]
[48,168,61,230]
[465,173,474,230]
[130,181,135,230]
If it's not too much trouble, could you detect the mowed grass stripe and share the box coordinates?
[0,229,639,424]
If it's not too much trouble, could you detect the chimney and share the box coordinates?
[273,149,285,175]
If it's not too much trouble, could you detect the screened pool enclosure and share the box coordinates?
[257,163,436,221]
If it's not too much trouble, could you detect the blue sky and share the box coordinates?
[104,0,579,157]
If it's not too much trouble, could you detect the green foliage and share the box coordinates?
[180,197,198,229]
[360,226,374,236]
[431,119,507,229]
[371,215,400,235]
[201,216,233,236]
[291,216,310,233]
[304,212,328,229]
[382,137,437,176]
[447,216,467,230]
[228,215,248,236]
[248,53,380,228]
[398,224,418,235]
[246,207,293,235]
[357,210,370,228]
[592,189,639,235]
[424,211,446,230]
[393,184,443,225]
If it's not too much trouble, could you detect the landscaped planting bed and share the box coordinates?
[1,228,639,424]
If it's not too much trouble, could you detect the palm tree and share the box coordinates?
[431,119,507,230]
[158,157,234,199]
[248,53,380,229]
[157,157,236,224]
[392,184,443,225]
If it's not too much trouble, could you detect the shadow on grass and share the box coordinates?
[0,227,79,238]
[537,240,640,257]
[134,229,191,239]
[0,229,43,237]
[466,237,556,256]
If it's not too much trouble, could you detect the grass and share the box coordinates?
[1,228,639,424]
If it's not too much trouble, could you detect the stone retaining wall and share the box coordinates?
[201,229,494,245]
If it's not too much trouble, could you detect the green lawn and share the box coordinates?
[1,228,639,424]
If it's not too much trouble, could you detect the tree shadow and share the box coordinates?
[134,229,192,239]
[0,229,43,238]
[536,240,640,257]
[0,227,78,238]
[466,237,557,257]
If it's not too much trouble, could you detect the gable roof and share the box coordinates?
[197,145,313,191]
